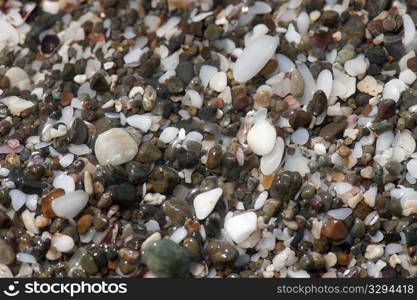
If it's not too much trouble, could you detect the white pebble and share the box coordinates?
[199,65,218,88]
[407,159,417,178]
[224,212,258,244]
[334,182,352,194]
[260,137,285,175]
[247,120,277,156]
[383,79,407,102]
[399,69,417,85]
[94,128,138,166]
[170,227,187,244]
[53,173,75,193]
[291,127,309,145]
[159,127,179,143]
[316,69,333,98]
[344,54,367,77]
[209,72,227,92]
[327,208,352,220]
[51,234,75,253]
[233,35,279,82]
[314,143,326,155]
[193,188,223,220]
[126,114,152,132]
[10,189,26,211]
[51,190,89,219]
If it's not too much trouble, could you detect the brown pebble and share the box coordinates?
[206,145,222,169]
[232,93,251,111]
[321,218,348,241]
[77,214,93,234]
[337,252,350,266]
[319,119,347,141]
[338,145,351,158]
[289,110,313,129]
[378,99,396,119]
[407,56,417,72]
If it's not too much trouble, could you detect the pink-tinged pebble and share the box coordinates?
[0,145,24,154]
[283,95,300,110]
[7,139,20,149]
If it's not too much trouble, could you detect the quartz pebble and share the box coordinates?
[51,190,89,219]
[224,212,258,244]
[233,35,279,82]
[94,128,138,166]
[247,120,276,155]
[260,137,285,175]
[193,188,223,220]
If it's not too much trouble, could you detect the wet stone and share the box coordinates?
[0,238,14,265]
[321,218,348,241]
[162,199,193,225]
[207,241,238,266]
[136,142,162,163]
[289,110,313,129]
[142,239,190,278]
[378,99,396,119]
[68,118,88,145]
[111,183,137,206]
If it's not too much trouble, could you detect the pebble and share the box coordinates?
[142,239,190,278]
[193,188,223,220]
[207,241,238,265]
[136,142,162,163]
[126,115,152,132]
[94,128,138,166]
[319,119,347,141]
[0,96,34,116]
[51,190,89,219]
[247,120,277,155]
[357,75,383,96]
[290,69,305,97]
[260,137,285,175]
[289,110,312,128]
[0,239,14,264]
[364,244,384,260]
[209,72,227,92]
[378,99,396,119]
[224,212,258,244]
[321,218,348,241]
[233,35,279,82]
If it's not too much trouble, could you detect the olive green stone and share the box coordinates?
[182,237,201,261]
[136,142,162,163]
[161,199,193,225]
[389,197,403,217]
[142,239,190,278]
[207,241,238,265]
[404,227,417,246]
[149,166,179,194]
[351,218,366,238]
[81,254,98,276]
[270,171,303,201]
[301,184,316,199]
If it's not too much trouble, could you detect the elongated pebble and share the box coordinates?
[233,35,279,82]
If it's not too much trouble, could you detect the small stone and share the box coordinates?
[150,166,179,194]
[182,238,201,261]
[259,59,278,76]
[403,227,417,246]
[142,239,190,278]
[320,10,339,26]
[0,238,14,264]
[289,110,312,129]
[112,183,137,206]
[81,254,98,275]
[136,142,162,163]
[193,188,223,220]
[224,212,257,244]
[68,118,88,145]
[247,120,276,155]
[77,214,93,234]
[407,56,417,72]
[321,218,348,241]
[204,24,221,41]
[206,145,222,169]
[94,128,138,166]
[364,244,384,260]
[207,241,238,265]
[176,147,199,169]
[378,99,396,119]
[90,72,109,91]
[307,90,327,115]
[319,119,347,141]
[233,93,251,111]
[290,69,305,97]
[162,199,193,225]
[357,75,383,96]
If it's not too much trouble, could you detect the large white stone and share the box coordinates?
[233,35,279,82]
[193,188,223,220]
[0,96,34,115]
[94,128,138,166]
[51,190,89,219]
[247,120,276,155]
[224,212,257,244]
